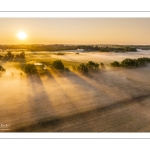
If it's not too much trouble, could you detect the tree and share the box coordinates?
[86,61,99,71]
[53,60,65,70]
[110,57,150,68]
[24,64,38,74]
[77,63,88,73]
[121,58,138,68]
[14,52,26,63]
[3,51,14,62]
[110,61,120,67]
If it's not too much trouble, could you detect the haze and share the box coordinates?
[1,18,150,45]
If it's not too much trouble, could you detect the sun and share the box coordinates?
[17,31,27,40]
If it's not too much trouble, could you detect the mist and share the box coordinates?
[1,49,150,132]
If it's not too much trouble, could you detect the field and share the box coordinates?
[0,49,150,132]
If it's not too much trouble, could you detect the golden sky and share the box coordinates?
[0,18,150,45]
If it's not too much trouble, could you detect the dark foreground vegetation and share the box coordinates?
[111,57,150,68]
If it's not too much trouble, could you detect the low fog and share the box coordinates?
[1,50,150,132]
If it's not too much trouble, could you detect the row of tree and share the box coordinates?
[0,45,99,51]
[52,60,105,74]
[0,45,137,52]
[1,51,26,63]
[76,61,106,73]
[110,57,150,68]
[99,46,136,52]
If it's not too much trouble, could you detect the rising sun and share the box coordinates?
[17,31,27,40]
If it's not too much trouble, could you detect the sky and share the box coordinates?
[0,18,150,45]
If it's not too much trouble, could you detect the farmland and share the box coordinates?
[0,49,150,132]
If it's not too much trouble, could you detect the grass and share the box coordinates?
[1,50,150,132]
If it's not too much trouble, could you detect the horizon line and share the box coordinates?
[0,44,150,46]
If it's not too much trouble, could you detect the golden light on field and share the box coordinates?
[17,31,27,40]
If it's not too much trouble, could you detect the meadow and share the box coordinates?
[0,49,150,132]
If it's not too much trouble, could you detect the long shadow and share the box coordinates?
[14,65,56,131]
[74,70,143,102]
[65,70,122,104]
[12,66,150,132]
[12,93,150,132]
[40,68,94,131]
[46,69,105,131]
[89,70,150,98]
[14,68,80,132]
[45,69,79,112]
[15,66,150,132]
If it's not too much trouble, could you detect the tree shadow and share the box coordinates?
[45,69,79,112]
[15,69,57,131]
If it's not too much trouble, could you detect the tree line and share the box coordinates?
[0,45,136,52]
[110,57,150,68]
[1,51,26,63]
[52,60,105,74]
[99,46,136,52]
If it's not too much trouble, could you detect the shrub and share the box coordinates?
[100,62,106,69]
[72,66,76,70]
[54,52,65,55]
[136,57,150,66]
[86,61,99,71]
[0,65,5,71]
[77,63,88,73]
[3,51,14,62]
[121,58,138,68]
[110,61,120,67]
[110,57,150,68]
[14,52,26,63]
[24,64,38,74]
[53,60,65,70]
[65,67,70,72]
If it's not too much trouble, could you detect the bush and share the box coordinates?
[110,57,150,68]
[53,60,65,70]
[3,51,14,62]
[121,58,138,68]
[72,66,76,70]
[14,52,26,63]
[54,52,65,55]
[65,67,70,72]
[0,65,5,71]
[110,61,120,67]
[136,57,150,66]
[24,64,38,74]
[100,62,106,69]
[77,63,88,73]
[86,61,99,71]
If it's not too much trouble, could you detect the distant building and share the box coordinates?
[34,63,43,66]
[77,49,84,52]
